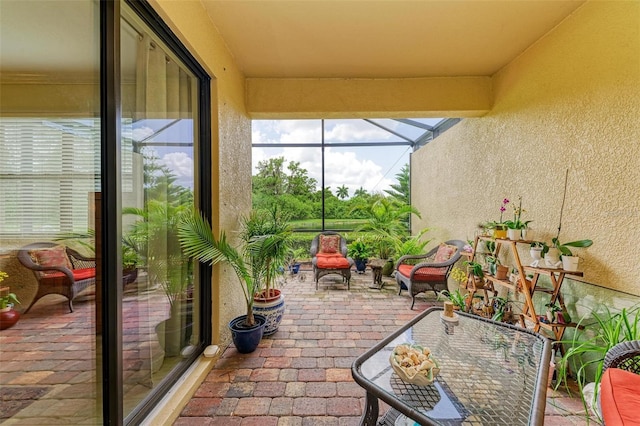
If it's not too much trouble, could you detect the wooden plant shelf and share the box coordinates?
[466,236,583,350]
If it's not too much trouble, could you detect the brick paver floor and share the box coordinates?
[175,266,600,426]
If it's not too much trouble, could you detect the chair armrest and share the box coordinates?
[21,258,75,282]
[310,239,319,257]
[604,340,640,373]
[395,254,434,269]
[66,248,96,269]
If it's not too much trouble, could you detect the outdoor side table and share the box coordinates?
[351,307,551,426]
[368,258,386,289]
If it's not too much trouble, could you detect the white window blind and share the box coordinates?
[0,118,100,237]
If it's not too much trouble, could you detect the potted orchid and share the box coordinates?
[489,198,510,238]
[503,196,532,240]
[548,170,593,271]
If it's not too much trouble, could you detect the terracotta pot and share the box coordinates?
[0,307,20,330]
[254,288,281,303]
[495,265,509,280]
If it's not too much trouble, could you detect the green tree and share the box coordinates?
[254,157,286,196]
[286,161,317,196]
[336,185,349,199]
[384,164,410,205]
[353,187,368,198]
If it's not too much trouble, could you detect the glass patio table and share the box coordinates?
[351,307,552,426]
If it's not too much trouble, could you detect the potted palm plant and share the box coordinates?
[240,208,291,335]
[178,211,290,352]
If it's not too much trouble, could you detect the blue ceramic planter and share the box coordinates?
[228,314,266,353]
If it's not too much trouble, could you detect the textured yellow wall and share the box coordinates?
[151,0,252,346]
[412,1,640,294]
[247,77,492,118]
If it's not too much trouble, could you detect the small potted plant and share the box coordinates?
[545,302,563,323]
[490,198,510,239]
[286,247,307,275]
[348,238,371,274]
[0,271,21,330]
[437,289,468,312]
[503,196,532,241]
[491,296,513,323]
[552,237,592,272]
[549,170,593,271]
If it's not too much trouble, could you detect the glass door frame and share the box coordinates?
[101,1,212,423]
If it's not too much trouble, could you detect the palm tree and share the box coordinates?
[353,187,368,198]
[352,197,421,259]
[385,164,410,205]
[336,185,349,199]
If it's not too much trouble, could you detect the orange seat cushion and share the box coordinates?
[601,368,640,426]
[316,253,350,269]
[40,268,96,286]
[398,264,447,282]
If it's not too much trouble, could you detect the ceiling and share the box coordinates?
[201,0,585,79]
[0,0,585,81]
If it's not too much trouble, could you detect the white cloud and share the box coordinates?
[132,126,154,142]
[160,152,193,187]
[324,121,394,142]
[251,119,410,196]
[252,147,393,196]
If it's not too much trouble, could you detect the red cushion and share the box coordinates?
[398,264,447,282]
[319,235,340,254]
[40,268,96,286]
[316,253,350,269]
[601,368,640,426]
[30,245,72,270]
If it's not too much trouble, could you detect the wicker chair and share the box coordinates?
[310,232,355,290]
[18,242,96,313]
[603,340,640,372]
[395,240,466,310]
[600,340,640,425]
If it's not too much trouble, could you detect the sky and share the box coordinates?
[130,118,441,196]
[252,119,439,197]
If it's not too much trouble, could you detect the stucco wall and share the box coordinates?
[151,0,252,346]
[412,1,640,295]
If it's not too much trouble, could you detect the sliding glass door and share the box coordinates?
[120,4,203,417]
[0,0,210,423]
[0,0,102,423]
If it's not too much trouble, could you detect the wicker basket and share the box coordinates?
[389,344,440,386]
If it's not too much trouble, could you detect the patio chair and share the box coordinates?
[600,340,640,425]
[395,239,466,309]
[18,242,96,313]
[310,231,354,290]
